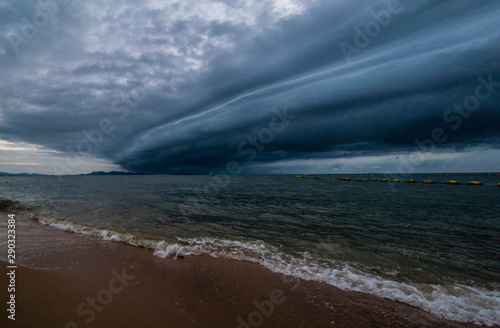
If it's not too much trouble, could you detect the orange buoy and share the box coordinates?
[423,180,434,184]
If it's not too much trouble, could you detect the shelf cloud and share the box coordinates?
[0,0,499,174]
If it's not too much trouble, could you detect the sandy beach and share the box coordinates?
[0,212,491,328]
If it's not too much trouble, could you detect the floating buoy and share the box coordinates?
[371,179,377,181]
[498,183,500,187]
[341,178,350,181]
[423,180,434,184]
[392,179,400,182]
[357,178,368,181]
[405,179,417,183]
[466,181,483,185]
[445,180,460,185]
[380,179,388,182]
[336,177,341,180]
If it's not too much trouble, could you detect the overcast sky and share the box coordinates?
[0,0,499,174]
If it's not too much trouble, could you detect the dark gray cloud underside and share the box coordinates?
[0,0,499,174]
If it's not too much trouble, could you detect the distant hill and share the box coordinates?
[0,171,146,176]
[0,172,47,176]
[81,171,147,176]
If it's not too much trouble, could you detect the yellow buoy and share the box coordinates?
[380,179,388,182]
[445,180,460,185]
[466,181,482,185]
[357,178,368,181]
[392,179,400,182]
[341,178,350,181]
[371,179,377,181]
[423,180,434,184]
[405,179,417,183]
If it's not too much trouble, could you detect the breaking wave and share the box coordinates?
[38,216,500,326]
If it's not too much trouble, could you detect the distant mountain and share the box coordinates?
[81,171,147,176]
[0,172,47,176]
[0,171,147,176]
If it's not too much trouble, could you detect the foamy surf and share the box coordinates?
[39,216,500,326]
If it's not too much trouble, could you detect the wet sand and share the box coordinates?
[0,213,491,328]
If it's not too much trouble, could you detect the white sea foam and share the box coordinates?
[39,216,500,326]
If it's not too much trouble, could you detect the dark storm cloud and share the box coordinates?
[0,0,499,174]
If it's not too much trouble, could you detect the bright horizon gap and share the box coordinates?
[1,171,499,176]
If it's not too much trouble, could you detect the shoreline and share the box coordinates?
[0,213,496,327]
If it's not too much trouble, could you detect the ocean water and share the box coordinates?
[1,174,499,326]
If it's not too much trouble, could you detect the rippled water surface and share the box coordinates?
[1,174,499,325]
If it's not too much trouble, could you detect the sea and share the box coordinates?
[1,174,499,326]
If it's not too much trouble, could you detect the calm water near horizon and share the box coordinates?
[1,174,499,325]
